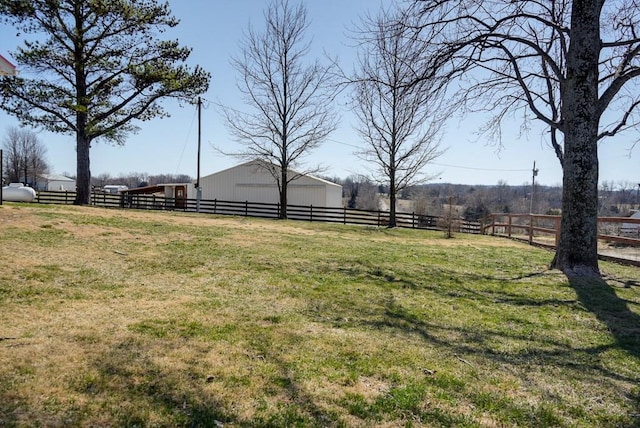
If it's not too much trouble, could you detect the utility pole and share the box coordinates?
[530,161,538,213]
[196,97,202,212]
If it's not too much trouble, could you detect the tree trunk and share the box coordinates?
[75,134,91,205]
[73,27,90,205]
[279,167,288,219]
[389,173,397,228]
[551,0,602,277]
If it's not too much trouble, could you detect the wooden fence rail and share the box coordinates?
[33,190,482,233]
[483,213,640,247]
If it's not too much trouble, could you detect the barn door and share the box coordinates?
[175,186,186,209]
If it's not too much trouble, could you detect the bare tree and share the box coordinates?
[92,173,113,189]
[342,174,381,210]
[219,0,338,219]
[343,175,362,209]
[615,180,639,208]
[402,0,640,278]
[350,9,444,227]
[2,127,49,185]
[356,181,381,211]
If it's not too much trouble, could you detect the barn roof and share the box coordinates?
[0,54,17,76]
[121,185,165,195]
[39,174,75,182]
[121,183,191,195]
[203,160,341,188]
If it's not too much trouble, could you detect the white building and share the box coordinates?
[35,174,76,192]
[197,160,343,208]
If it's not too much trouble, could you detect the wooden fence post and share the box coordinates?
[508,214,512,238]
[529,214,534,244]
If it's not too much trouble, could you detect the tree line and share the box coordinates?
[335,176,639,221]
[1,127,49,185]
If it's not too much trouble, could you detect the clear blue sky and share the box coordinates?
[1,0,638,187]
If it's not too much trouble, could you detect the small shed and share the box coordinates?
[103,185,129,194]
[198,160,343,208]
[621,211,640,237]
[121,183,194,209]
[35,174,76,192]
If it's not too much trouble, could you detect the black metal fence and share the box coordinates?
[33,190,482,233]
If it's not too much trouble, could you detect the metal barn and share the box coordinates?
[35,174,77,192]
[198,161,343,208]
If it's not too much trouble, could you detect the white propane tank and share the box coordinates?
[1,183,37,202]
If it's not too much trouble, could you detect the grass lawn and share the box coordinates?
[0,203,639,427]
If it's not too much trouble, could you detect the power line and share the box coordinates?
[431,162,530,172]
[325,138,361,149]
[175,106,198,174]
[325,138,531,173]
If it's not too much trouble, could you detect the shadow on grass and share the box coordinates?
[0,340,233,427]
[348,263,558,292]
[372,271,640,377]
[569,275,640,359]
[246,332,478,427]
[366,298,640,426]
[345,266,640,426]
[246,336,343,427]
[79,336,344,428]
[81,339,234,427]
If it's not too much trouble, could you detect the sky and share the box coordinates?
[0,0,638,187]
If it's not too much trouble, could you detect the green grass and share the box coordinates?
[0,203,639,427]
